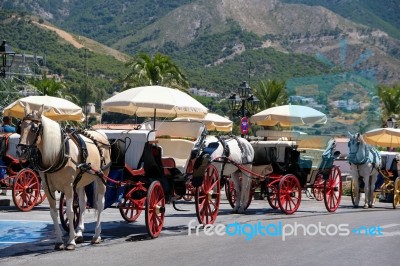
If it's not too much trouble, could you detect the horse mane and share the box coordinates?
[40,115,62,166]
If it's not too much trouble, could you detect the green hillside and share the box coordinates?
[282,0,400,39]
[0,11,128,106]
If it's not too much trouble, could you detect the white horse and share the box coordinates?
[203,135,254,213]
[348,132,381,208]
[17,106,111,250]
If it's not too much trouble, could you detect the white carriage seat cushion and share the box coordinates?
[157,138,196,173]
[300,149,325,169]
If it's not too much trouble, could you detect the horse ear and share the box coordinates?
[38,105,44,117]
[348,132,353,137]
[24,103,31,116]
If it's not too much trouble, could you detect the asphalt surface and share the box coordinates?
[0,190,399,266]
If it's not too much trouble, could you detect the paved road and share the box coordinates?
[0,191,399,266]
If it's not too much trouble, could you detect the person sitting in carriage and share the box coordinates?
[2,116,16,133]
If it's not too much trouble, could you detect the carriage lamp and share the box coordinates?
[386,117,396,128]
[0,40,16,78]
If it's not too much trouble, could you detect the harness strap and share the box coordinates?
[44,173,57,201]
[216,136,230,157]
[70,132,89,189]
[31,130,70,173]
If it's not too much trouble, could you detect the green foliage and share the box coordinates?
[282,0,400,40]
[253,80,288,110]
[0,11,127,109]
[123,53,189,91]
[378,83,400,119]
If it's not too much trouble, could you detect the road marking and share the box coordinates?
[380,223,400,229]
[0,220,52,249]
[377,231,400,237]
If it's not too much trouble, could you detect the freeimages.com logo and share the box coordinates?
[188,220,383,241]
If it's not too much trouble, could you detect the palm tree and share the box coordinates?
[123,53,189,91]
[29,75,79,104]
[378,84,400,121]
[253,79,287,110]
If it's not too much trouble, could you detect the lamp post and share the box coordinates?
[386,117,396,151]
[0,40,16,78]
[386,117,395,128]
[227,81,260,137]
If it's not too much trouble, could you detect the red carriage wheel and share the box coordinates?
[312,173,324,201]
[195,164,221,225]
[59,191,80,232]
[226,177,237,209]
[35,178,47,206]
[119,196,144,222]
[183,160,195,201]
[12,169,40,211]
[277,174,301,214]
[183,182,195,201]
[266,181,279,209]
[145,181,165,238]
[323,166,342,212]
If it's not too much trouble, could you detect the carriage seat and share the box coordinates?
[299,149,324,169]
[251,141,296,165]
[157,138,196,173]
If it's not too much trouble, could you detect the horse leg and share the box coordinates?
[91,181,105,244]
[362,173,371,209]
[350,165,360,207]
[47,189,65,251]
[231,172,241,213]
[238,171,251,214]
[65,190,77,250]
[368,173,378,208]
[75,187,86,244]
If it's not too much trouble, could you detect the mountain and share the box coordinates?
[0,10,130,109]
[1,0,399,91]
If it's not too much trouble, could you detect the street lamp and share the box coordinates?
[0,40,16,78]
[227,81,260,136]
[386,117,396,128]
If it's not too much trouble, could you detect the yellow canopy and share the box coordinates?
[3,95,84,121]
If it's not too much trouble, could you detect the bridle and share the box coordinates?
[17,115,69,174]
[16,116,43,159]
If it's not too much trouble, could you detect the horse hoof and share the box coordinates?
[54,243,65,251]
[369,204,374,208]
[363,204,369,209]
[237,208,245,214]
[91,238,101,244]
[65,244,76,251]
[75,236,84,244]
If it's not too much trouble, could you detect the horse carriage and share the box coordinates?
[348,132,400,209]
[57,120,215,237]
[217,130,342,215]
[0,132,46,211]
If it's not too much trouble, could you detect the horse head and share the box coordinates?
[16,104,44,160]
[348,132,370,165]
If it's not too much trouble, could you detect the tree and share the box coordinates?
[253,79,287,110]
[29,75,79,104]
[378,84,400,121]
[123,52,189,91]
